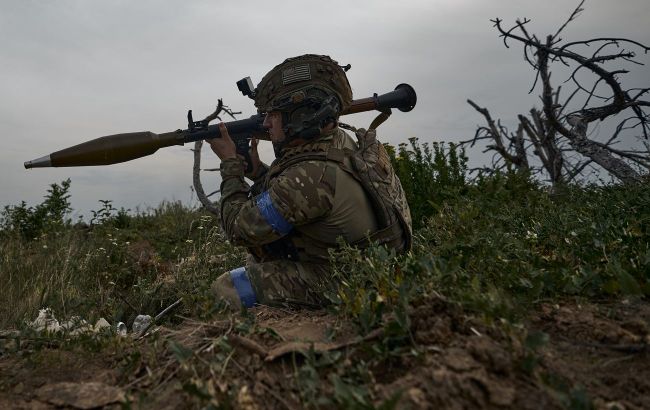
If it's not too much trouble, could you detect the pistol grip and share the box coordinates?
[235,138,253,174]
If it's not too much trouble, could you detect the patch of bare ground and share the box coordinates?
[0,349,122,409]
[0,297,648,409]
[531,300,650,410]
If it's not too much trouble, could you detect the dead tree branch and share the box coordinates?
[464,99,528,172]
[192,100,240,216]
[469,3,649,185]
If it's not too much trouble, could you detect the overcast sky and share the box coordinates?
[2,0,649,220]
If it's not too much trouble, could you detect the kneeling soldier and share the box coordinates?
[208,54,412,309]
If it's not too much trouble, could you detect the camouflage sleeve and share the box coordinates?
[248,162,269,197]
[219,157,251,226]
[220,160,335,247]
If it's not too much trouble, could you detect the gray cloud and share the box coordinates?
[2,0,648,217]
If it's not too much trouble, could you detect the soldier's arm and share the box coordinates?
[248,162,269,197]
[220,160,335,246]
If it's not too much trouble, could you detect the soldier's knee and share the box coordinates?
[210,267,258,309]
[211,271,242,309]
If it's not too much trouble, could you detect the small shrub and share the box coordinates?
[1,179,72,239]
[386,138,468,228]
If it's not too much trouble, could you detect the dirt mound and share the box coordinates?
[0,350,122,409]
[359,296,557,409]
[1,297,648,409]
[532,301,650,410]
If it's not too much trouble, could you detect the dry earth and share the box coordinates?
[0,297,648,409]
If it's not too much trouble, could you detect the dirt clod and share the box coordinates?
[35,382,125,409]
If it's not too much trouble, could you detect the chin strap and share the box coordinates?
[283,95,340,140]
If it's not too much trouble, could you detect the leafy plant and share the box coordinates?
[0,179,72,239]
[386,139,468,228]
[89,199,131,228]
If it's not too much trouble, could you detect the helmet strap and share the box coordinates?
[282,94,340,140]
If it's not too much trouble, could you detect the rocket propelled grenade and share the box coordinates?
[24,115,267,169]
[24,83,417,169]
[25,131,184,168]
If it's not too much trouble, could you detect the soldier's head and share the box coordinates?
[254,54,353,143]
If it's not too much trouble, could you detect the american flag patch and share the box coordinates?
[282,64,311,85]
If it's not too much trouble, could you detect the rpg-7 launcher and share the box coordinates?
[24,80,416,169]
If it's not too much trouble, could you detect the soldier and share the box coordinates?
[208,54,411,309]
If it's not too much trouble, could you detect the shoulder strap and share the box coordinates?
[339,109,392,133]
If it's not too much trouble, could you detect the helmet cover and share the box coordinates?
[254,54,353,114]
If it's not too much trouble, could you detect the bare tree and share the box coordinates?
[191,99,239,216]
[464,1,650,185]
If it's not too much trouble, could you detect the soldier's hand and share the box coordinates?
[244,138,263,179]
[207,123,237,160]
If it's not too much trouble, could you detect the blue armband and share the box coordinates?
[229,267,257,308]
[256,190,293,235]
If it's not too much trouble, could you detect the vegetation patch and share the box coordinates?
[1,139,648,408]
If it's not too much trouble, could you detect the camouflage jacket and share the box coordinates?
[219,128,378,263]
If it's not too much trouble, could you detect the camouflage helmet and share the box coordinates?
[254,54,353,114]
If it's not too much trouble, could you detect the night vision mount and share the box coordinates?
[237,77,256,99]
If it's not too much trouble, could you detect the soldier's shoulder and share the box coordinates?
[277,159,330,182]
[333,127,359,150]
[269,159,337,207]
[267,159,337,197]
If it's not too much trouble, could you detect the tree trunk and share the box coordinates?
[566,115,641,183]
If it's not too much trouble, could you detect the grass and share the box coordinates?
[331,174,649,328]
[1,142,648,328]
[1,141,648,408]
[0,199,246,329]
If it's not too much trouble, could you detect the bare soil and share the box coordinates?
[1,297,648,409]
